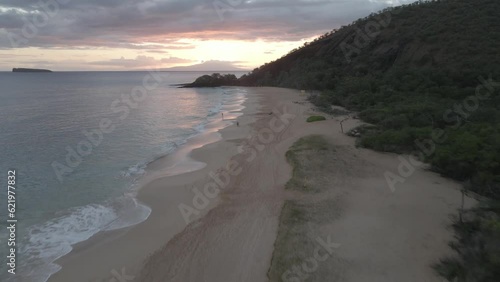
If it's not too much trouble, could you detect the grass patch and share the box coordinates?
[268,135,341,281]
[268,199,339,281]
[267,201,318,281]
[306,115,326,123]
[285,135,335,193]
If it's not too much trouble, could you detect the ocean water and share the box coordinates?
[0,71,247,281]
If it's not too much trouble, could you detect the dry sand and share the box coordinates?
[49,87,474,282]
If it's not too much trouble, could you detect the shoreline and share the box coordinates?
[48,87,258,282]
[50,87,474,282]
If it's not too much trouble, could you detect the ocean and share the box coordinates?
[0,71,247,281]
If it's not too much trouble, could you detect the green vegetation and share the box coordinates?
[189,2,500,278]
[285,135,334,193]
[269,136,339,281]
[268,200,338,281]
[434,202,500,281]
[182,73,237,87]
[239,0,500,200]
[306,115,327,123]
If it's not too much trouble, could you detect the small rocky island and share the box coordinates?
[13,68,52,73]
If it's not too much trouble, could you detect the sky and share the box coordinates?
[0,0,409,71]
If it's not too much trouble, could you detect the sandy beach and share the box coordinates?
[49,87,474,282]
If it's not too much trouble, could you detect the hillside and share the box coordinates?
[240,0,500,89]
[240,0,500,199]
[236,1,500,281]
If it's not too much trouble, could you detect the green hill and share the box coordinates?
[240,0,500,89]
[237,1,500,280]
[240,0,500,200]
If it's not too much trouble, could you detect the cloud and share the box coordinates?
[0,0,414,49]
[89,55,194,69]
[164,60,248,71]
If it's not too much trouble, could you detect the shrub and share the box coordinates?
[306,116,327,123]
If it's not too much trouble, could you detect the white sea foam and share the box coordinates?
[11,85,247,282]
[14,195,151,282]
[122,162,147,177]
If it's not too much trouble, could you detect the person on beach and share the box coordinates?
[222,113,224,120]
[237,121,239,127]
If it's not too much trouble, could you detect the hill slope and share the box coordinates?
[240,0,500,90]
[237,1,500,280]
[241,0,500,199]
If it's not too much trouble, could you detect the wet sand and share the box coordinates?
[49,87,260,281]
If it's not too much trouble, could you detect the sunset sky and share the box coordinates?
[0,0,407,71]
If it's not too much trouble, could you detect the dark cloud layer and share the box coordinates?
[0,0,408,49]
